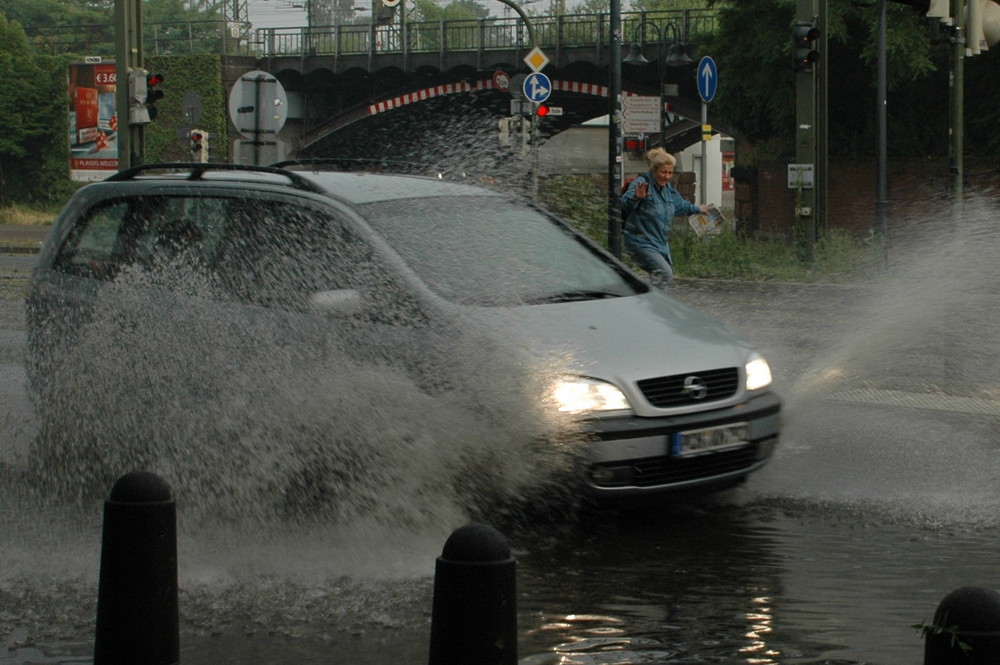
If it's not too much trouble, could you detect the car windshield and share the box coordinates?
[360,195,639,306]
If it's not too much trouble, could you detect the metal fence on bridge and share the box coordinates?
[256,10,717,61]
[23,10,716,67]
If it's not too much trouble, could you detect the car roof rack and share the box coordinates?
[106,162,326,194]
[271,157,459,178]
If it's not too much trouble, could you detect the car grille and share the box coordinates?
[592,443,761,488]
[636,367,739,408]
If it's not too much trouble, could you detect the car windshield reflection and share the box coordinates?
[361,196,638,306]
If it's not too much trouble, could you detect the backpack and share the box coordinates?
[620,176,644,224]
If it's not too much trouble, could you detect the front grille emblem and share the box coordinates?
[682,376,709,399]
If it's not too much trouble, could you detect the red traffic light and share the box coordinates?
[535,104,549,117]
[190,132,203,141]
[146,72,164,87]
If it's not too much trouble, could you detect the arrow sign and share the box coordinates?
[522,72,552,103]
[697,56,718,103]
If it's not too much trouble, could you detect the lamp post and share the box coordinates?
[607,0,623,258]
[622,20,692,148]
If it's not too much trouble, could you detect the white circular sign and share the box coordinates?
[492,70,510,92]
[228,70,288,140]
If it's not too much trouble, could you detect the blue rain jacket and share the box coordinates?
[620,173,701,265]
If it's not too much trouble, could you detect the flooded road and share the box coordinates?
[3,217,1000,665]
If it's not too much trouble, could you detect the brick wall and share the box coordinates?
[735,158,998,239]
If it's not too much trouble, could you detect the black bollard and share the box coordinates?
[923,586,1000,664]
[93,471,179,665]
[427,524,517,665]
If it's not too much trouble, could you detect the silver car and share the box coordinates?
[25,163,780,503]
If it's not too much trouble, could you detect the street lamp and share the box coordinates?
[623,20,692,75]
[623,19,691,158]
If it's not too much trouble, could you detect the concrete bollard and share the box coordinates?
[923,586,1000,664]
[427,524,517,665]
[93,471,179,665]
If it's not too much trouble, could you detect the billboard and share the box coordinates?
[69,61,118,181]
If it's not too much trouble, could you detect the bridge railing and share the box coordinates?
[255,9,717,60]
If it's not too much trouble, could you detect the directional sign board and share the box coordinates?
[697,56,718,103]
[622,95,661,133]
[522,72,552,104]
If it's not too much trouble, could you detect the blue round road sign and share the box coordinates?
[697,56,718,103]
[522,72,552,104]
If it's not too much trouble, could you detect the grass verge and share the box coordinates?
[539,174,884,283]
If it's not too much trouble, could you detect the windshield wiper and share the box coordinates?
[523,290,624,304]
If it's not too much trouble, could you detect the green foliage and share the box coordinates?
[0,0,110,27]
[705,0,959,160]
[411,0,488,21]
[538,174,609,245]
[143,54,227,163]
[540,175,883,282]
[0,14,72,205]
[913,615,973,657]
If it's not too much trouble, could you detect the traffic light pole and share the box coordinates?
[793,0,826,261]
[115,0,144,168]
[948,0,964,206]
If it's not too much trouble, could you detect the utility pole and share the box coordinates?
[115,0,143,168]
[607,0,623,258]
[948,0,964,208]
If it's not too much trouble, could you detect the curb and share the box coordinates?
[0,245,41,255]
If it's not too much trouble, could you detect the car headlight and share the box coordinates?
[552,377,633,416]
[745,353,773,391]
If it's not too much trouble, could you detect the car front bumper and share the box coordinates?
[582,391,782,499]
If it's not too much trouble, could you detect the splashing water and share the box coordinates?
[24,255,592,530]
[787,195,1000,409]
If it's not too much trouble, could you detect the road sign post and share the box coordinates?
[696,56,718,205]
[228,70,288,166]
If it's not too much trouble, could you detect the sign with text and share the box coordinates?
[622,95,661,134]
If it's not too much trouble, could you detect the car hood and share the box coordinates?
[464,290,755,407]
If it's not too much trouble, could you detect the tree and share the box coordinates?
[703,0,959,160]
[0,0,109,28]
[0,12,69,204]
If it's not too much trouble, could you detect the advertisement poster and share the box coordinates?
[69,62,118,181]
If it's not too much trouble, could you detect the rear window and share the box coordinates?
[359,195,637,305]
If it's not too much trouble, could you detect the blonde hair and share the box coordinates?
[646,148,676,170]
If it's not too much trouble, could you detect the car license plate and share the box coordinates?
[672,422,750,457]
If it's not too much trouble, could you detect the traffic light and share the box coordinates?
[189,129,208,163]
[127,69,165,125]
[792,21,819,72]
[535,103,550,117]
[145,72,164,121]
[127,68,150,125]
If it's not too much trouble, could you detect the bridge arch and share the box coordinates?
[284,71,735,158]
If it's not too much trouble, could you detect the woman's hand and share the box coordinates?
[635,179,650,199]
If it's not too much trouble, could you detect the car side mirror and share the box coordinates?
[308,289,364,317]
